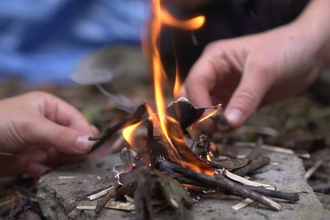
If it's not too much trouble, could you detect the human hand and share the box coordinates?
[180,21,327,130]
[0,91,97,179]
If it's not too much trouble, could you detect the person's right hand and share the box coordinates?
[179,1,330,130]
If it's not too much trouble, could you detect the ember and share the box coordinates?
[86,0,300,218]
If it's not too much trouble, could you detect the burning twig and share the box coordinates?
[90,103,147,151]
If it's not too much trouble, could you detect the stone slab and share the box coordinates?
[37,150,330,220]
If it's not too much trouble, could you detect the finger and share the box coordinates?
[183,48,229,108]
[25,117,93,154]
[90,125,99,136]
[224,62,274,128]
[42,93,95,135]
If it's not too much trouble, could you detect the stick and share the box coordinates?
[90,104,147,151]
[88,186,114,201]
[95,183,120,214]
[156,159,285,211]
[235,142,310,159]
[244,186,299,202]
[304,160,324,180]
[233,156,270,177]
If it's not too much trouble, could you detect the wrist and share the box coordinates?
[293,0,330,68]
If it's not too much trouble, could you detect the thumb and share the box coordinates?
[224,65,273,128]
[29,119,93,154]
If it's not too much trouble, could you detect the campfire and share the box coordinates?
[87,98,299,218]
[85,1,299,218]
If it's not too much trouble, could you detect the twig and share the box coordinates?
[90,104,147,151]
[304,160,324,180]
[88,186,114,201]
[77,206,95,210]
[244,186,299,202]
[232,198,253,211]
[95,183,120,214]
[235,142,310,158]
[223,170,274,189]
[156,159,286,211]
[233,156,270,177]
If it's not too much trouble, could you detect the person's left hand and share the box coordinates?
[0,91,98,179]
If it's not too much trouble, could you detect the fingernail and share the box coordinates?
[75,136,92,152]
[225,108,243,127]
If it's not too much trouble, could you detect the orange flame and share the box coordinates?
[122,121,143,149]
[197,104,222,123]
[149,0,205,139]
[206,154,212,161]
[160,8,205,30]
[148,0,213,174]
[173,64,181,98]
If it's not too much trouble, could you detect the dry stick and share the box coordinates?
[88,186,114,201]
[235,142,310,159]
[156,159,284,211]
[173,175,207,188]
[304,160,324,180]
[90,104,147,151]
[233,156,270,177]
[95,183,121,214]
[244,186,299,202]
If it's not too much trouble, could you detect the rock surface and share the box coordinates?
[37,150,330,220]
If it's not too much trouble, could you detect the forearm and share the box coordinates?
[294,0,330,68]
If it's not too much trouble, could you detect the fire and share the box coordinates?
[122,121,143,149]
[197,104,222,123]
[173,64,181,98]
[160,7,205,30]
[143,0,220,175]
[148,0,205,140]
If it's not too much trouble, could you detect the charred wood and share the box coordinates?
[156,159,299,211]
[233,156,270,177]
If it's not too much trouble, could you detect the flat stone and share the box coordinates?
[37,150,330,220]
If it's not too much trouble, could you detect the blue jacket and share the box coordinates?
[0,0,149,83]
